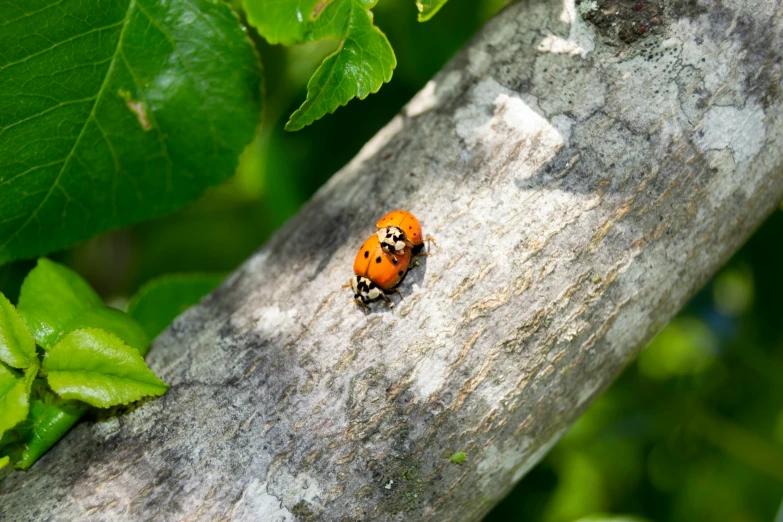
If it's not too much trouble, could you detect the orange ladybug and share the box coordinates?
[348,234,411,309]
[376,210,432,256]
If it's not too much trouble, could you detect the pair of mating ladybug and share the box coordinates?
[346,210,432,309]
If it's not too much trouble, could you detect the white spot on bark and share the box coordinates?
[277,471,324,507]
[414,356,447,398]
[455,78,510,141]
[405,81,438,118]
[455,78,565,157]
[252,305,297,333]
[235,480,294,521]
[578,0,598,16]
[537,34,587,57]
[547,0,594,57]
[385,479,394,489]
[561,325,579,343]
[696,103,766,164]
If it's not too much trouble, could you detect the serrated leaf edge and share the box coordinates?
[47,372,168,408]
[284,2,397,131]
[19,259,149,353]
[43,328,167,408]
[0,292,36,369]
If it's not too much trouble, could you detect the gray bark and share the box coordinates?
[2,0,783,520]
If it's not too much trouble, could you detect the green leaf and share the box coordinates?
[43,328,168,408]
[2,386,86,470]
[0,292,36,369]
[17,258,101,347]
[0,0,263,263]
[244,0,395,130]
[67,307,151,357]
[17,259,149,353]
[416,0,450,21]
[243,0,324,45]
[0,455,8,470]
[127,273,224,339]
[0,361,37,439]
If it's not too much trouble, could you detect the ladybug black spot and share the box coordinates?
[376,256,382,263]
[392,258,398,265]
[398,271,404,276]
[364,251,369,258]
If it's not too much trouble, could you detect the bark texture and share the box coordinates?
[2,0,783,520]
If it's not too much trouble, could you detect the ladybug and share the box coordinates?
[376,210,434,256]
[347,234,411,309]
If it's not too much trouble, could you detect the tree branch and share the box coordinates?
[2,0,782,520]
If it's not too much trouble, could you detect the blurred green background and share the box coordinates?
[1,0,781,519]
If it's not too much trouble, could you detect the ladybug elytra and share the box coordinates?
[348,234,410,309]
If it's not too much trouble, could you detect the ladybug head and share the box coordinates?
[351,275,381,306]
[377,226,408,254]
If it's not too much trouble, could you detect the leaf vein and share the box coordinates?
[0,20,125,73]
[0,1,136,255]
[0,95,99,136]
[0,0,67,28]
[0,159,66,189]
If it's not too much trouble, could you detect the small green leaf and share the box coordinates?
[243,0,323,45]
[245,0,396,130]
[0,455,8,470]
[450,451,466,464]
[17,259,101,347]
[4,387,86,470]
[67,307,151,357]
[127,273,224,339]
[0,361,37,439]
[416,0,450,21]
[17,259,149,353]
[0,0,263,263]
[0,292,36,369]
[43,328,167,408]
